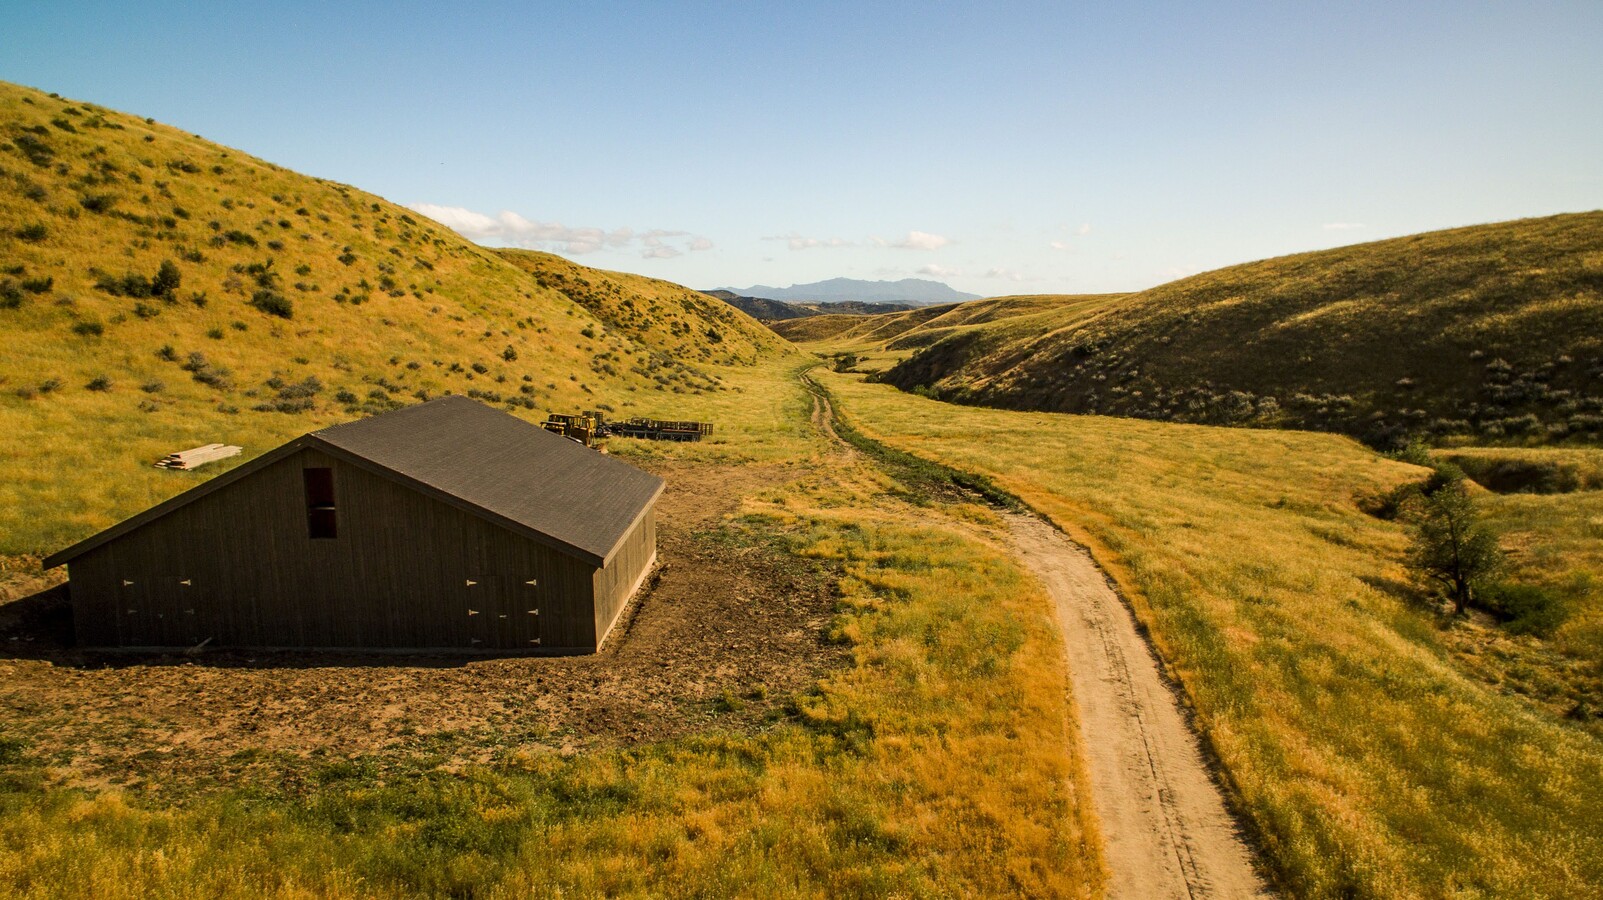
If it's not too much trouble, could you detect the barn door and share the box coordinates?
[118,577,156,646]
[465,576,541,650]
[117,576,198,647]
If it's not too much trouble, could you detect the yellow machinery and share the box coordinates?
[541,410,605,446]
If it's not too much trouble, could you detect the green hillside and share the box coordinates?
[0,81,786,555]
[877,213,1603,446]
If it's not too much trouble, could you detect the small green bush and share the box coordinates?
[78,193,116,213]
[12,133,54,166]
[0,280,23,309]
[71,319,104,337]
[152,259,181,297]
[14,223,47,242]
[85,375,112,391]
[1479,582,1571,636]
[249,290,293,319]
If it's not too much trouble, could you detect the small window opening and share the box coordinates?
[304,467,337,539]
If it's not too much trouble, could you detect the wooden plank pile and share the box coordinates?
[154,443,242,470]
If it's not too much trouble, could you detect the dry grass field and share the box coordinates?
[0,308,1105,899]
[0,81,1107,897]
[7,73,1601,899]
[819,369,1603,899]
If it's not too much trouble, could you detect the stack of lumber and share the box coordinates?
[154,443,242,470]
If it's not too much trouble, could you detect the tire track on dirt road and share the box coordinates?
[1007,514,1270,899]
[805,372,1271,899]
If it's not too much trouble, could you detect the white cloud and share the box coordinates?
[408,203,704,258]
[689,237,714,252]
[763,232,854,250]
[1323,222,1366,230]
[983,266,1032,282]
[1050,223,1092,251]
[917,264,964,278]
[874,230,951,251]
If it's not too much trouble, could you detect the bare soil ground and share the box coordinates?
[1007,514,1271,899]
[0,459,847,794]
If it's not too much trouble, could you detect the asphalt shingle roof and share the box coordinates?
[312,396,663,564]
[45,397,664,569]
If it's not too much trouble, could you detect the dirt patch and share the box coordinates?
[0,460,846,794]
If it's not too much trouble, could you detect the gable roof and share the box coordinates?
[43,396,664,569]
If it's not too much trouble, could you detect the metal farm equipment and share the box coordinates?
[542,410,714,447]
[541,411,604,446]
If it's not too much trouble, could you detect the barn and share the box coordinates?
[42,395,664,653]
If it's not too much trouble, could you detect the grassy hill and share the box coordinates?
[0,80,785,555]
[873,213,1603,446]
[497,250,788,368]
[821,370,1603,898]
[773,293,1123,357]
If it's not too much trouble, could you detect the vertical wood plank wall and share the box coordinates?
[591,512,657,645]
[67,448,654,652]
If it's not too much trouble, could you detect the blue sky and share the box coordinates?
[3,1,1600,295]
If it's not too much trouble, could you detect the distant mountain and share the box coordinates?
[702,290,919,323]
[716,278,980,306]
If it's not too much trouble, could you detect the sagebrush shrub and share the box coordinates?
[249,290,293,318]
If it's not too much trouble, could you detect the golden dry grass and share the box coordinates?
[0,371,1104,897]
[0,80,790,556]
[821,370,1603,899]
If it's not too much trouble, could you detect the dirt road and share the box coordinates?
[806,372,1268,898]
[1007,514,1270,899]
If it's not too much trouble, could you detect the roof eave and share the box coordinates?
[598,476,665,567]
[41,437,315,569]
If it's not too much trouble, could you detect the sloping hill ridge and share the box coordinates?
[0,80,786,554]
[496,250,787,368]
[772,293,1125,352]
[882,213,1603,446]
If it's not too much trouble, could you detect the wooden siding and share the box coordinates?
[66,447,654,652]
[591,509,656,647]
